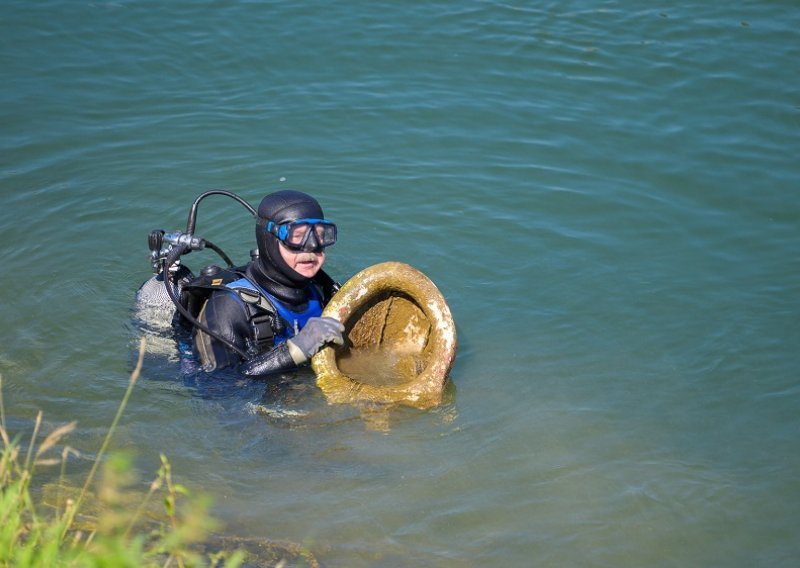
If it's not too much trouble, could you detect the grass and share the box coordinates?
[0,337,246,567]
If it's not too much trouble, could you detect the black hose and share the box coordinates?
[158,189,257,361]
[204,239,234,267]
[185,189,257,235]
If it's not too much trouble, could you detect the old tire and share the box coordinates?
[311,262,457,409]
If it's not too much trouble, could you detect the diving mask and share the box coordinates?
[267,218,337,252]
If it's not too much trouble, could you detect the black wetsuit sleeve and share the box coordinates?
[196,289,299,376]
[239,342,297,377]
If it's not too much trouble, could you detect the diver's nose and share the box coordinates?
[301,228,322,252]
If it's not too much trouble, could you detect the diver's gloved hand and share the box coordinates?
[286,317,345,365]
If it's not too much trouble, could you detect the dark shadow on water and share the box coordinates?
[129,321,460,437]
[131,325,365,430]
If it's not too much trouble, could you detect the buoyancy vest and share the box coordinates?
[179,263,336,356]
[224,277,323,346]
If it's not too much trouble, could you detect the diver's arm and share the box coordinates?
[197,291,300,376]
[239,342,298,377]
[239,316,344,377]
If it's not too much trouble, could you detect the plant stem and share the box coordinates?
[60,336,147,541]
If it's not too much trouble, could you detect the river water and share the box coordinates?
[2,1,799,566]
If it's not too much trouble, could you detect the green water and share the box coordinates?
[2,2,799,566]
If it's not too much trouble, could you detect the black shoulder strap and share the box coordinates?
[230,284,277,315]
[226,278,285,352]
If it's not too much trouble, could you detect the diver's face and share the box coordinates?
[279,242,325,278]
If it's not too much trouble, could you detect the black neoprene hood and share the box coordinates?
[256,189,325,225]
[253,190,327,289]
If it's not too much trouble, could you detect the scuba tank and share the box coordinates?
[133,263,195,333]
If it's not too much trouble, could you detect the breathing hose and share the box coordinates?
[159,189,259,361]
[185,189,257,234]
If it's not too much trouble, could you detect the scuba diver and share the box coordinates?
[195,190,344,375]
[135,189,345,377]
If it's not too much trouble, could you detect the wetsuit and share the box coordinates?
[191,189,339,377]
[194,262,336,375]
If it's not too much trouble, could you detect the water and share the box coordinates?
[2,1,799,565]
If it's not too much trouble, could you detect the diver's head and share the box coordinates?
[255,190,336,284]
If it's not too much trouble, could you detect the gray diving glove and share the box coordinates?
[286,316,345,365]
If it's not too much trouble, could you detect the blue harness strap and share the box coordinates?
[225,278,323,345]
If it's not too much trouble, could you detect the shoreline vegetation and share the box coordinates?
[0,338,319,568]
